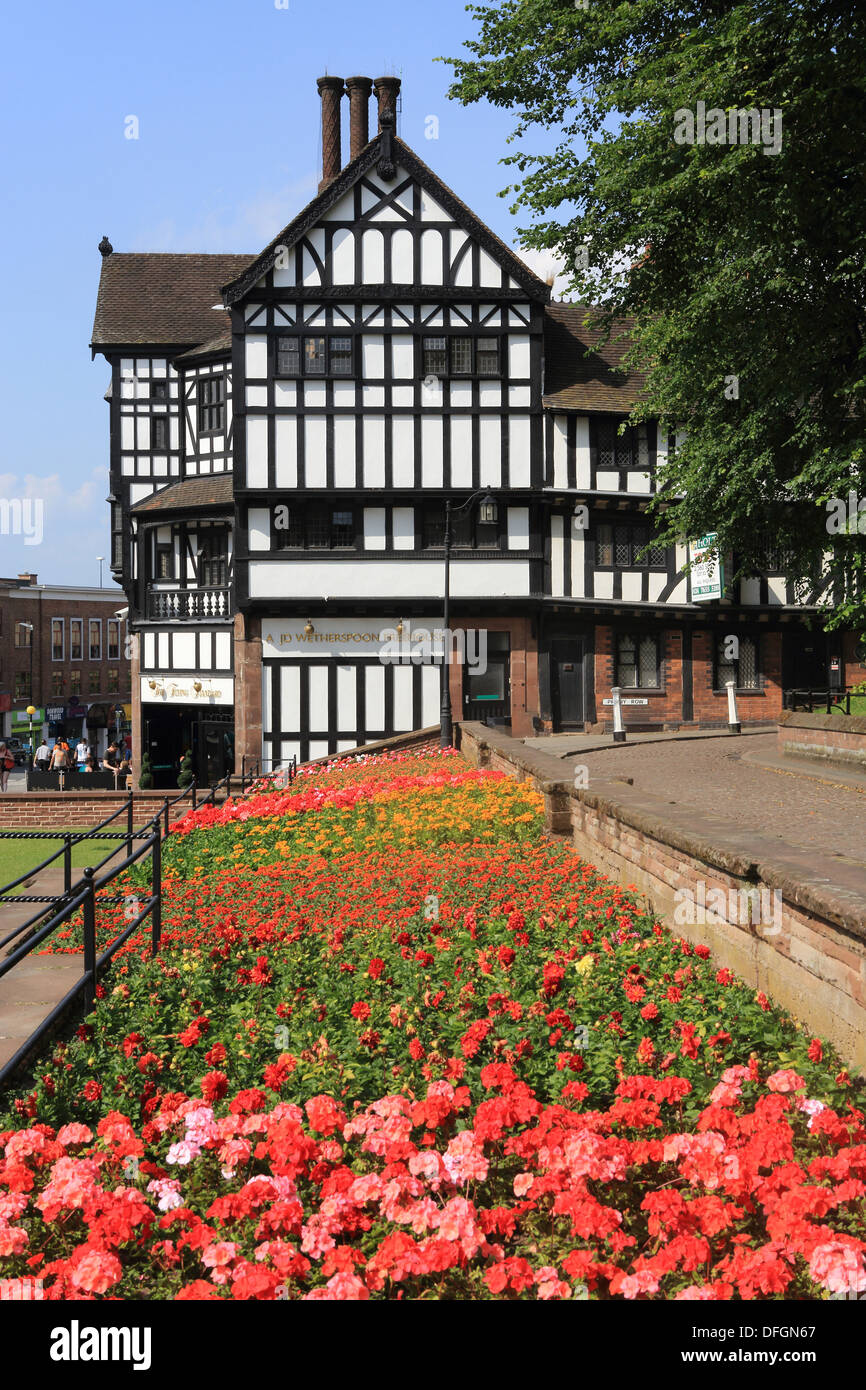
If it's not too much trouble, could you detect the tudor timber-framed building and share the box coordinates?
[91,74,864,786]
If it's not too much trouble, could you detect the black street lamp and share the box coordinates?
[440,490,498,750]
[22,623,35,766]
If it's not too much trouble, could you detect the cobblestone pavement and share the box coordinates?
[576,733,866,866]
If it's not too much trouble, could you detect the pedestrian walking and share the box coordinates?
[49,739,71,772]
[34,740,51,773]
[0,741,13,792]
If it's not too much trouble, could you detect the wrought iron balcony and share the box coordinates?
[146,588,232,621]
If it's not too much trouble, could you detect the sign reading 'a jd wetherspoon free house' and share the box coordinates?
[262,619,445,660]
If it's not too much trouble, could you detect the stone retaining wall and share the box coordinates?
[778,710,866,769]
[458,722,866,1071]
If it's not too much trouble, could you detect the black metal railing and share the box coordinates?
[146,588,231,621]
[783,686,852,715]
[240,755,299,795]
[0,774,232,1092]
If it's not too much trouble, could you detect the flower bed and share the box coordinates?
[1,750,864,1300]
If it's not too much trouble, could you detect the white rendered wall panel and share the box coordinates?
[363,417,386,488]
[246,417,269,488]
[304,418,328,488]
[551,515,565,597]
[392,417,415,488]
[275,417,298,489]
[245,337,268,380]
[279,666,301,733]
[450,417,473,489]
[364,507,387,550]
[421,417,444,488]
[393,507,415,550]
[333,417,356,489]
[365,665,385,729]
[509,417,531,487]
[393,666,414,731]
[308,667,330,731]
[553,416,568,489]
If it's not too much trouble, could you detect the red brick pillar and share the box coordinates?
[345,76,373,159]
[130,634,142,781]
[317,77,345,191]
[373,76,401,132]
[508,616,536,739]
[234,613,263,775]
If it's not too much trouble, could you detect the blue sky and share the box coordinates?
[0,0,568,588]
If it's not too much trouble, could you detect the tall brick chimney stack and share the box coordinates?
[317,76,345,192]
[345,76,373,160]
[373,76,401,133]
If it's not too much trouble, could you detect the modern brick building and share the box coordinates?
[0,574,132,754]
[90,75,864,786]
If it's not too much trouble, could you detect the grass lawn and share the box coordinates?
[832,695,866,717]
[0,825,151,889]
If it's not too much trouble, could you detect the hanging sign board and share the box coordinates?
[689,533,725,602]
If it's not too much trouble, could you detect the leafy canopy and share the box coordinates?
[444,0,866,631]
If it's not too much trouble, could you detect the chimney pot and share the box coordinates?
[345,76,373,160]
[317,76,345,192]
[373,76,401,134]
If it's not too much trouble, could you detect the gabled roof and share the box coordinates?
[91,254,255,352]
[222,132,551,305]
[542,304,646,412]
[132,474,234,515]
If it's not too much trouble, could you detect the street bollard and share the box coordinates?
[726,680,742,734]
[611,687,626,744]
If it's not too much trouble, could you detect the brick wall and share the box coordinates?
[844,631,866,689]
[0,792,197,830]
[691,628,782,725]
[594,624,779,731]
[0,582,131,727]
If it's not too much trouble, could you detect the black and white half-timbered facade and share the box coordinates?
[91,75,856,784]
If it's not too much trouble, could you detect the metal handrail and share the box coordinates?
[0,794,138,898]
[240,755,299,794]
[783,685,852,715]
[0,812,165,1091]
[0,779,208,906]
[0,771,235,1091]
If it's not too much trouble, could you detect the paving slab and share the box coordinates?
[0,952,86,1071]
[572,732,866,868]
[0,864,86,1075]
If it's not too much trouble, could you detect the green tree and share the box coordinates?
[177,751,194,790]
[139,753,154,791]
[445,0,866,629]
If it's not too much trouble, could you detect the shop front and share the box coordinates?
[140,675,235,789]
